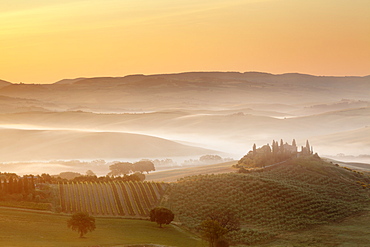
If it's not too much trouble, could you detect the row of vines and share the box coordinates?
[58,181,168,217]
[166,157,370,245]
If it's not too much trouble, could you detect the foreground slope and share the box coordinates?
[165,156,370,245]
[0,207,201,247]
[261,209,370,247]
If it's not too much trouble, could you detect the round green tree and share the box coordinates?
[199,219,228,247]
[67,212,96,238]
[149,207,174,228]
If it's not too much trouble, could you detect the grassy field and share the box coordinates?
[256,208,370,247]
[145,161,237,182]
[1,205,370,247]
[0,207,203,247]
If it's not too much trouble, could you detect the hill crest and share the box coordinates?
[51,71,370,85]
[0,79,12,87]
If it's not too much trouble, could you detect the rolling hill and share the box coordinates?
[0,95,52,113]
[0,79,12,88]
[0,128,215,162]
[311,126,370,156]
[164,156,370,245]
[0,106,369,159]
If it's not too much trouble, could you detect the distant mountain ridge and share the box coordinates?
[51,71,370,85]
[54,77,87,85]
[0,71,369,114]
[2,72,369,86]
[0,79,12,88]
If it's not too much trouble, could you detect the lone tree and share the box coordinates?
[67,212,96,238]
[199,219,228,247]
[149,207,174,228]
[199,210,240,247]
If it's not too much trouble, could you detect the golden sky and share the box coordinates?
[1,0,369,83]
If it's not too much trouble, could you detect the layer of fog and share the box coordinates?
[0,72,369,175]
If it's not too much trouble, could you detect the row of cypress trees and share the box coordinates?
[0,174,36,195]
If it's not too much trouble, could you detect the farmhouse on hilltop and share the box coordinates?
[237,139,314,168]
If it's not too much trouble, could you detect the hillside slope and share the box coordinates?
[311,126,370,155]
[0,79,12,88]
[145,161,237,182]
[165,156,370,245]
[0,128,215,162]
[0,207,201,247]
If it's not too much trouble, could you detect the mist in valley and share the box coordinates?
[0,72,369,176]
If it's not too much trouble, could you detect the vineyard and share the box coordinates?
[58,181,168,217]
[165,156,370,245]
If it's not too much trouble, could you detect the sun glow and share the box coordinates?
[0,0,369,83]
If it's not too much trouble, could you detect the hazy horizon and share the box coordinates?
[2,70,370,85]
[1,0,370,83]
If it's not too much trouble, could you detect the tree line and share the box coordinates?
[108,160,155,176]
[0,174,35,195]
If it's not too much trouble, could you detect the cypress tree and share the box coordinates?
[18,178,24,194]
[8,178,14,194]
[30,176,35,190]
[306,140,311,155]
[23,177,29,194]
[280,139,284,153]
[266,144,271,153]
[291,139,297,153]
[3,180,8,194]
[275,140,280,154]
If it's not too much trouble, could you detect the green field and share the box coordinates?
[257,208,370,247]
[145,161,237,182]
[2,206,370,247]
[0,207,203,247]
